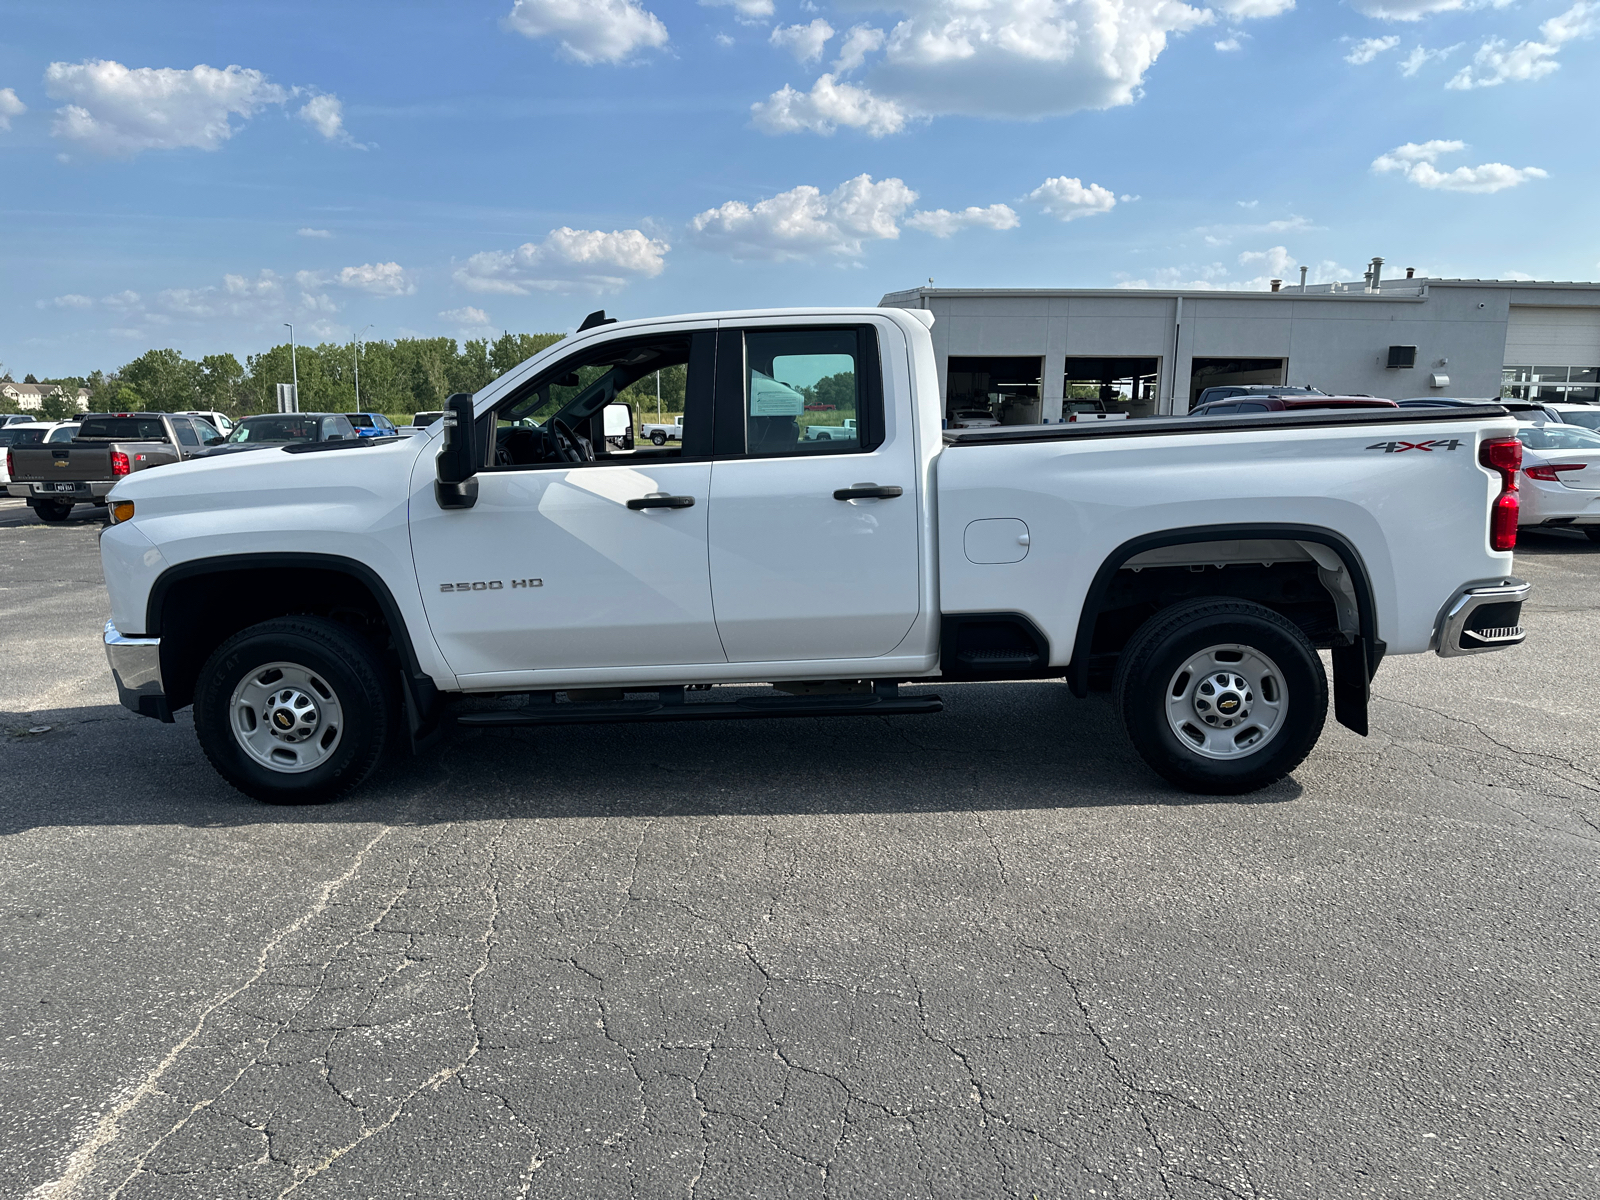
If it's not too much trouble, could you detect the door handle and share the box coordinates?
[626,493,695,510]
[832,484,903,501]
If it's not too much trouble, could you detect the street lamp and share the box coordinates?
[353,324,373,410]
[283,323,298,409]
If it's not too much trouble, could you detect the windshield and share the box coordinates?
[1556,409,1600,430]
[348,414,375,428]
[413,411,444,426]
[228,415,322,443]
[1519,423,1600,451]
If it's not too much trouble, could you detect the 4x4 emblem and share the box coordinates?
[1366,439,1463,453]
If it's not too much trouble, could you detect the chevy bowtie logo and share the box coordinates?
[1366,439,1464,453]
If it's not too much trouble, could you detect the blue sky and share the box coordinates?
[1,0,1594,377]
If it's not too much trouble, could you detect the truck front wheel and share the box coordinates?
[1114,598,1327,795]
[193,617,397,805]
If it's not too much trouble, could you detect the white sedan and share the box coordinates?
[1518,421,1600,541]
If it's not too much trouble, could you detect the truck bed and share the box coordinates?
[942,404,1512,445]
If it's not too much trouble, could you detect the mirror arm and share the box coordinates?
[435,392,480,510]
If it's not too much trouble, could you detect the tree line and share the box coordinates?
[2,332,582,422]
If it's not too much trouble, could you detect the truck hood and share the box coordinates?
[109,433,431,505]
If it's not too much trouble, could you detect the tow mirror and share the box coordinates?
[435,392,480,510]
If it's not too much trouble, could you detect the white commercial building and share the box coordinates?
[879,275,1600,423]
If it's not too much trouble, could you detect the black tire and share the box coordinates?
[1113,598,1327,795]
[193,617,397,805]
[1583,526,1600,543]
[651,431,667,446]
[32,500,73,523]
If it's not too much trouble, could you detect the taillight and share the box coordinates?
[4,449,11,478]
[1524,463,1585,482]
[1479,437,1521,552]
[110,450,131,476]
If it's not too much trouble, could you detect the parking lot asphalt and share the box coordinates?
[1,493,1596,1200]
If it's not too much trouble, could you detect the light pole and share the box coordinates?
[353,324,372,410]
[283,323,298,409]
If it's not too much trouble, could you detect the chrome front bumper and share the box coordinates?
[105,620,170,720]
[1434,577,1531,658]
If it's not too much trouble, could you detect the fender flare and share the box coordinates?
[146,552,442,744]
[1069,523,1384,735]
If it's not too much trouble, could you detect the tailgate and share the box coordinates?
[10,445,110,483]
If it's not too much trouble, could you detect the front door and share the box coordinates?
[706,322,922,663]
[408,328,725,681]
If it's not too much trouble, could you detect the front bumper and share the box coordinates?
[1434,577,1531,658]
[105,620,170,721]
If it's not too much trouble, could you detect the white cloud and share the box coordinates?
[43,60,287,157]
[690,174,918,260]
[1116,249,1349,291]
[1447,3,1597,89]
[1399,43,1461,74]
[298,93,364,147]
[905,203,1020,237]
[454,227,669,294]
[1346,35,1400,64]
[440,306,495,336]
[38,294,94,309]
[701,0,774,19]
[0,87,25,130]
[504,0,669,64]
[1197,212,1315,244]
[1237,199,1259,208]
[335,262,415,296]
[1026,176,1117,221]
[751,74,907,136]
[1238,245,1296,276]
[833,25,886,72]
[298,227,333,238]
[1371,140,1548,192]
[771,19,834,64]
[715,32,735,47]
[1215,36,1242,51]
[1214,0,1294,14]
[1351,0,1513,19]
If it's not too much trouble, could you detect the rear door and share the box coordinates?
[706,319,922,662]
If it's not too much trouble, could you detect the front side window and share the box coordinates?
[737,328,874,457]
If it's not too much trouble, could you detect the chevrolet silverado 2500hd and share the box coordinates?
[98,307,1530,804]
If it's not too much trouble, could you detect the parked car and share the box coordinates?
[2,413,44,428]
[804,417,857,442]
[8,412,218,522]
[205,413,360,456]
[1536,401,1600,431]
[100,305,1529,805]
[949,408,1000,428]
[0,422,77,495]
[1514,421,1600,540]
[641,417,684,445]
[176,410,234,435]
[399,411,447,436]
[1189,395,1399,417]
[347,412,399,439]
[1193,385,1327,408]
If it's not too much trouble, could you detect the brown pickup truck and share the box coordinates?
[8,412,222,522]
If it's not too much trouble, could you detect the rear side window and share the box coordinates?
[78,416,168,440]
[1236,402,1269,412]
[173,419,201,447]
[1199,403,1237,415]
[717,325,883,458]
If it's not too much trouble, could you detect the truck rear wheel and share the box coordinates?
[193,617,397,805]
[651,430,667,445]
[32,500,73,523]
[1113,598,1327,795]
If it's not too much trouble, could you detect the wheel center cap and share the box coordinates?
[1216,693,1242,715]
[264,689,319,741]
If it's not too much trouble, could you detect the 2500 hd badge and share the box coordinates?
[439,578,543,592]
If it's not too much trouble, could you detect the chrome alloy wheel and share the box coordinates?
[1164,643,1288,761]
[229,661,345,774]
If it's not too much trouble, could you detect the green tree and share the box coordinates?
[39,388,80,421]
[199,354,245,413]
[121,349,202,412]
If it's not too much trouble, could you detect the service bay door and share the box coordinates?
[707,323,922,663]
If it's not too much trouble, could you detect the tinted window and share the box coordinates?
[737,328,871,457]
[173,419,201,447]
[348,414,374,428]
[1236,402,1269,412]
[47,426,80,443]
[78,416,168,440]
[228,416,321,443]
[1198,403,1237,415]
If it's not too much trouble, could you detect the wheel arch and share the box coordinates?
[147,553,440,741]
[1070,523,1383,735]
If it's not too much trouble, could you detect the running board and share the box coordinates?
[455,692,943,728]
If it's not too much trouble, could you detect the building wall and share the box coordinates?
[879,282,1584,417]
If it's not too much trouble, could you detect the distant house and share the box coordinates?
[0,382,90,412]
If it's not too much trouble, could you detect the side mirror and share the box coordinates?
[435,392,479,510]
[204,435,225,446]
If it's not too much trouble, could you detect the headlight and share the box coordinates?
[109,500,135,524]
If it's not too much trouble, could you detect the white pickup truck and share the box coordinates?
[99,306,1530,805]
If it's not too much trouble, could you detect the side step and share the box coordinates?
[455,692,943,728]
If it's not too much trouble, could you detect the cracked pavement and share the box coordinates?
[1,495,1596,1198]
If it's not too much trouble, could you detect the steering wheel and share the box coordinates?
[549,417,588,464]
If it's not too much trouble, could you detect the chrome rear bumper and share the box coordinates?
[105,620,171,721]
[1434,577,1531,658]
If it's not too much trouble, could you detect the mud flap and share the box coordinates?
[1331,637,1385,736]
